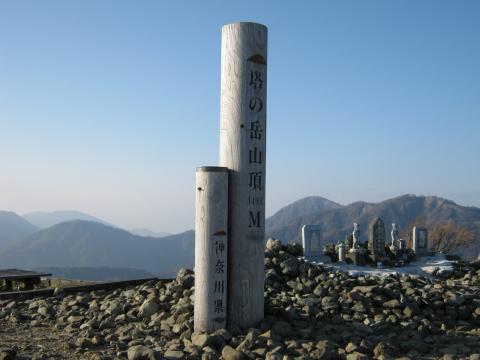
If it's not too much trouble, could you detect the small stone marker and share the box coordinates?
[412,227,429,256]
[302,225,324,261]
[338,243,346,262]
[194,167,229,332]
[368,217,386,261]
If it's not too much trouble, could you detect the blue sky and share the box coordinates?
[1,1,479,233]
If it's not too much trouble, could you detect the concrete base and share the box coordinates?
[347,251,366,266]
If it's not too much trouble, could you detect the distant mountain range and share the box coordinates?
[0,211,38,250]
[23,211,169,239]
[266,195,480,260]
[23,210,113,229]
[266,196,342,230]
[129,229,171,238]
[0,220,194,278]
[0,194,478,280]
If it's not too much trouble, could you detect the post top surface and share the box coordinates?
[196,166,229,173]
[222,22,268,31]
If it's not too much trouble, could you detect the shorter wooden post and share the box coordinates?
[194,166,229,333]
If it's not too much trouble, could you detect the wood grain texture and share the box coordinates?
[194,167,229,332]
[219,22,267,328]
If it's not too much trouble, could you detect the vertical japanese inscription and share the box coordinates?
[193,167,228,332]
[246,60,266,236]
[219,22,267,328]
[212,236,227,322]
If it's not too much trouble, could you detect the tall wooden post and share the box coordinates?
[219,22,268,328]
[194,167,229,333]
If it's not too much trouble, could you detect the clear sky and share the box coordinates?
[1,1,479,233]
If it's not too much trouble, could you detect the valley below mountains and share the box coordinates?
[0,194,479,280]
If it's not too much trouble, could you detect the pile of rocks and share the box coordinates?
[1,239,480,359]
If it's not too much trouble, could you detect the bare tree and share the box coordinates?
[429,221,472,253]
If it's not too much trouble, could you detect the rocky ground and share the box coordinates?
[1,239,480,360]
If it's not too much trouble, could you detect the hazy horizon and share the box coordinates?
[1,1,479,233]
[1,192,478,234]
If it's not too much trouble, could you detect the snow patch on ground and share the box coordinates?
[307,253,456,278]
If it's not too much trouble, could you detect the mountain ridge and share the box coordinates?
[266,194,480,260]
[1,194,479,279]
[23,210,113,229]
[0,211,38,250]
[0,220,194,277]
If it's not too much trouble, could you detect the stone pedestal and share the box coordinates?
[347,249,366,266]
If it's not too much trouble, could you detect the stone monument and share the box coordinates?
[412,227,429,256]
[390,223,400,253]
[352,222,361,249]
[347,223,366,265]
[302,225,325,262]
[368,217,386,261]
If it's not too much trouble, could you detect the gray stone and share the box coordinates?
[279,257,298,276]
[164,350,184,359]
[272,320,292,337]
[302,224,323,261]
[368,217,386,260]
[138,298,160,318]
[222,345,244,360]
[413,227,429,256]
[266,238,282,252]
[191,333,210,347]
[0,348,16,360]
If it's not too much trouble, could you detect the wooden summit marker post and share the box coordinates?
[219,22,268,328]
[194,167,229,332]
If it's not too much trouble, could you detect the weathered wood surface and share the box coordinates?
[0,269,52,280]
[219,22,267,328]
[0,277,168,300]
[194,167,229,332]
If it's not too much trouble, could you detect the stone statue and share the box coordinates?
[352,223,360,248]
[391,223,399,247]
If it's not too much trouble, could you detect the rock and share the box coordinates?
[127,345,157,360]
[75,337,91,349]
[266,238,282,252]
[176,268,194,289]
[384,299,401,308]
[272,320,292,337]
[345,342,358,353]
[164,350,184,359]
[138,298,160,318]
[191,333,211,347]
[279,257,299,276]
[346,352,369,360]
[316,340,337,359]
[373,341,398,358]
[0,348,16,360]
[37,306,50,317]
[321,296,339,310]
[222,346,244,360]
